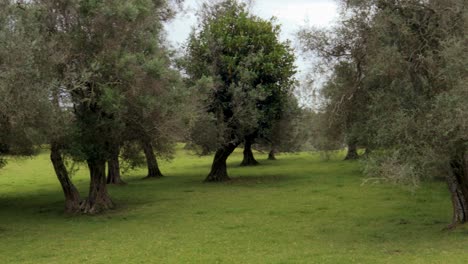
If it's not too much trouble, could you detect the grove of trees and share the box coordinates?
[0,0,467,230]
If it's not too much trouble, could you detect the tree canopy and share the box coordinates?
[299,0,468,226]
[184,0,296,181]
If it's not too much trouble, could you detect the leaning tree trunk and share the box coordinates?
[50,142,81,213]
[205,143,238,182]
[107,144,125,185]
[240,137,259,166]
[344,142,359,160]
[268,148,277,160]
[80,159,114,214]
[142,140,164,179]
[446,146,468,228]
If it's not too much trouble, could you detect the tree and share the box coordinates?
[298,2,374,160]
[1,0,183,212]
[71,0,184,209]
[32,0,181,213]
[0,1,50,168]
[122,56,186,180]
[301,0,468,226]
[185,0,295,181]
[255,94,313,160]
[0,1,83,213]
[362,0,467,227]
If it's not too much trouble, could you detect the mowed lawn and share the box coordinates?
[0,146,467,264]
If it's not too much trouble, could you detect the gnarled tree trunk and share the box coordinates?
[107,143,125,185]
[344,142,359,160]
[50,142,81,213]
[240,137,259,166]
[80,159,114,214]
[446,147,468,227]
[142,140,163,179]
[205,143,238,182]
[268,148,277,160]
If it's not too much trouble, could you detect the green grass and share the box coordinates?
[0,145,467,264]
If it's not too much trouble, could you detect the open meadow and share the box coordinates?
[1,146,467,264]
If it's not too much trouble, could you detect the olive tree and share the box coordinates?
[298,1,374,160]
[0,1,50,169]
[33,0,182,213]
[300,0,468,226]
[184,0,295,181]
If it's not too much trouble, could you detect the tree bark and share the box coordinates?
[446,146,468,227]
[344,142,359,160]
[107,144,125,185]
[205,143,238,182]
[142,140,164,179]
[50,142,81,213]
[268,148,277,160]
[240,137,259,166]
[80,159,114,214]
[363,147,372,157]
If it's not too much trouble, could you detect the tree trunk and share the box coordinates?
[268,148,277,160]
[142,140,163,179]
[240,137,259,166]
[50,142,81,213]
[205,143,238,182]
[80,159,114,214]
[344,142,359,160]
[446,147,468,228]
[363,147,372,157]
[107,144,125,185]
[201,146,211,156]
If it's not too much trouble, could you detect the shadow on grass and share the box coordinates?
[225,175,289,186]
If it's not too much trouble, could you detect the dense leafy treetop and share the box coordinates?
[185,0,296,146]
[0,2,51,162]
[300,0,468,184]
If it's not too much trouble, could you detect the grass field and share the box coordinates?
[0,145,467,264]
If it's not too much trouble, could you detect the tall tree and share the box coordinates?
[363,0,467,227]
[0,1,82,213]
[185,0,296,181]
[298,2,374,160]
[33,0,182,213]
[0,1,50,168]
[300,0,468,226]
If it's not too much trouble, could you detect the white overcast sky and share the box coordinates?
[165,0,339,76]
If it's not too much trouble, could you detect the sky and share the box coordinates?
[165,0,339,76]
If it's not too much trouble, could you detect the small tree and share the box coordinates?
[256,94,312,160]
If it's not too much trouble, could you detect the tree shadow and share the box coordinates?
[225,174,289,186]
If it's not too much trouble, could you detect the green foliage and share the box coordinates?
[0,1,51,158]
[300,0,468,184]
[188,112,219,155]
[18,0,185,165]
[185,0,296,148]
[256,95,315,154]
[298,2,374,153]
[360,0,468,182]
